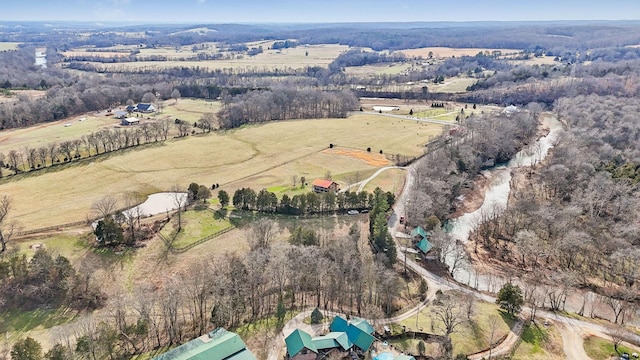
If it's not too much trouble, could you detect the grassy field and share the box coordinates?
[512,323,563,360]
[398,47,521,59]
[584,336,640,359]
[160,208,233,249]
[0,42,21,51]
[0,113,120,154]
[363,168,406,195]
[0,109,442,230]
[160,98,222,123]
[396,298,513,356]
[70,44,348,72]
[430,77,478,93]
[345,63,412,76]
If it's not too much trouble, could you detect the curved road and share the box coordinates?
[270,124,640,360]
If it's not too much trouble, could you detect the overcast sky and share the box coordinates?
[2,0,640,23]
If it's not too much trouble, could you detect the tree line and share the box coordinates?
[0,120,173,176]
[216,88,358,128]
[230,187,390,215]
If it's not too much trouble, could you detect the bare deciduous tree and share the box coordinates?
[91,195,119,219]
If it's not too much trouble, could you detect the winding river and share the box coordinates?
[446,116,564,289]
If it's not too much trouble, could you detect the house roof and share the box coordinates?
[329,316,375,351]
[137,103,154,111]
[153,328,255,360]
[115,110,127,116]
[285,329,317,357]
[417,238,433,254]
[350,318,375,335]
[411,226,427,239]
[312,332,352,351]
[126,105,136,111]
[123,117,139,123]
[312,179,336,188]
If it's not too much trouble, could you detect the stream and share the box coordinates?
[446,116,564,289]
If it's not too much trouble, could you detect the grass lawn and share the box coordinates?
[512,322,563,360]
[161,208,233,249]
[388,338,441,357]
[397,297,513,356]
[14,233,90,263]
[363,168,406,195]
[0,308,76,334]
[584,336,640,359]
[160,98,222,124]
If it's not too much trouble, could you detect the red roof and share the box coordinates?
[312,179,335,188]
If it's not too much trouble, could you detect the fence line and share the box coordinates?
[165,225,236,254]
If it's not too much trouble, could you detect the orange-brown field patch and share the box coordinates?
[323,148,390,167]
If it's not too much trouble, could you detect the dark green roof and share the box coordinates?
[411,226,428,239]
[351,318,375,335]
[329,316,375,351]
[312,332,352,351]
[416,238,433,254]
[285,329,317,357]
[153,328,254,360]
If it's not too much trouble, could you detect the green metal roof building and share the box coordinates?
[285,329,318,358]
[329,316,376,351]
[153,328,256,360]
[311,332,351,351]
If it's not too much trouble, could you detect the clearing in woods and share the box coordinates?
[0,42,21,51]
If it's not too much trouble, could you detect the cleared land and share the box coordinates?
[67,44,349,72]
[345,63,412,76]
[511,323,563,360]
[362,168,406,195]
[0,108,442,230]
[0,42,21,51]
[396,300,513,355]
[583,336,640,359]
[0,112,121,154]
[399,47,521,59]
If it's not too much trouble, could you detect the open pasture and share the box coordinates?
[0,112,122,154]
[0,42,21,51]
[345,63,412,76]
[73,44,349,72]
[399,47,521,59]
[161,98,222,123]
[0,110,443,230]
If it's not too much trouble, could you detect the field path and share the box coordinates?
[341,165,405,193]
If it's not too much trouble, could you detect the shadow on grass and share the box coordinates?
[498,309,516,328]
[0,307,76,334]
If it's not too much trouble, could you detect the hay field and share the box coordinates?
[363,168,406,195]
[0,113,121,154]
[161,99,222,123]
[0,113,442,230]
[77,44,349,72]
[0,42,21,51]
[430,77,478,93]
[399,47,521,59]
[345,63,412,76]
